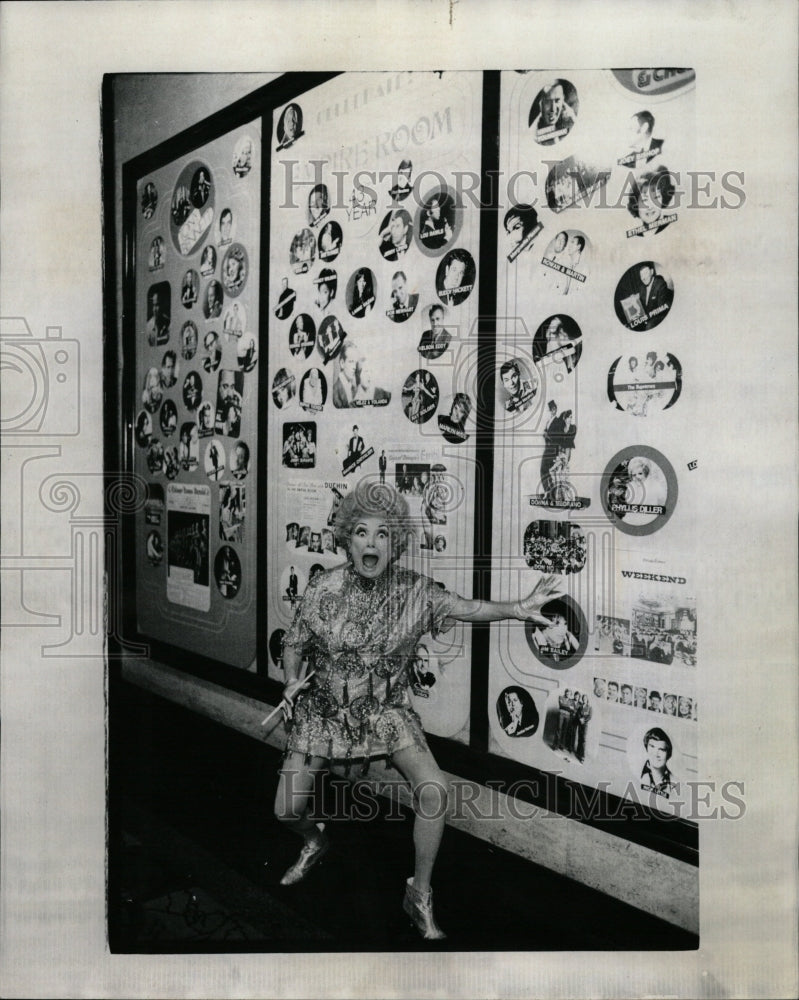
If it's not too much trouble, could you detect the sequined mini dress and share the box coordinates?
[283,564,456,767]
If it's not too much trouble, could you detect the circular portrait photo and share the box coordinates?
[146,438,164,475]
[145,530,163,567]
[622,109,664,167]
[308,183,330,229]
[402,369,439,424]
[148,236,165,271]
[204,437,226,482]
[203,280,224,320]
[202,330,221,373]
[159,398,178,437]
[181,269,199,309]
[237,333,258,373]
[417,303,451,360]
[215,545,242,599]
[436,249,475,307]
[614,261,675,331]
[601,445,678,535]
[437,393,472,444]
[141,367,163,414]
[269,628,286,669]
[232,134,255,178]
[540,230,590,295]
[289,227,316,275]
[524,595,588,669]
[299,367,328,412]
[178,422,199,471]
[214,369,243,439]
[416,185,461,256]
[276,103,304,151]
[217,207,235,247]
[498,358,538,414]
[503,203,542,262]
[135,410,152,448]
[523,520,587,574]
[378,208,413,261]
[145,282,171,347]
[197,400,215,438]
[313,267,337,314]
[529,78,579,146]
[316,315,346,366]
[272,367,296,409]
[532,314,583,374]
[222,301,246,342]
[141,181,158,220]
[170,160,215,256]
[346,267,377,319]
[182,370,202,411]
[180,320,199,361]
[389,158,413,202]
[163,444,179,480]
[496,686,540,738]
[386,270,419,322]
[608,351,682,415]
[160,349,179,389]
[273,277,296,321]
[541,686,594,764]
[626,166,677,236]
[199,244,217,276]
[230,439,250,481]
[289,313,316,359]
[221,243,248,297]
[318,220,343,263]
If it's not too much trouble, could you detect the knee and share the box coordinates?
[273,780,307,825]
[415,779,448,819]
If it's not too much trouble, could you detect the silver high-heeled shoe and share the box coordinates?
[403,876,446,940]
[279,823,329,885]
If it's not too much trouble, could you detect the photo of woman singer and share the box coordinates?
[275,478,562,940]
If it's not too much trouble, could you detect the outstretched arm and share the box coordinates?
[448,574,563,626]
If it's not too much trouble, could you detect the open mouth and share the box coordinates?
[361,554,379,570]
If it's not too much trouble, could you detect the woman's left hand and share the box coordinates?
[514,575,563,622]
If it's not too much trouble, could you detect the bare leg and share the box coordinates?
[274,751,327,842]
[392,746,448,893]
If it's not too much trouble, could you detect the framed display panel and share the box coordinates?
[488,70,698,834]
[264,71,488,746]
[128,117,262,669]
[112,70,697,861]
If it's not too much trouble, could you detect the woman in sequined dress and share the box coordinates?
[274,478,561,940]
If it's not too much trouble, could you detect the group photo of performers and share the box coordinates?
[544,687,591,763]
[608,351,682,415]
[523,520,587,574]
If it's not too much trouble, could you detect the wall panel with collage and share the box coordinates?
[489,69,698,816]
[265,73,485,743]
[133,123,261,668]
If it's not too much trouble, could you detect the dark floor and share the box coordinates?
[108,682,699,952]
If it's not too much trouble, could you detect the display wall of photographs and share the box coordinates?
[123,70,698,852]
[488,68,696,818]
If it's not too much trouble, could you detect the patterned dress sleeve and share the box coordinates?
[283,577,319,651]
[420,574,459,639]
